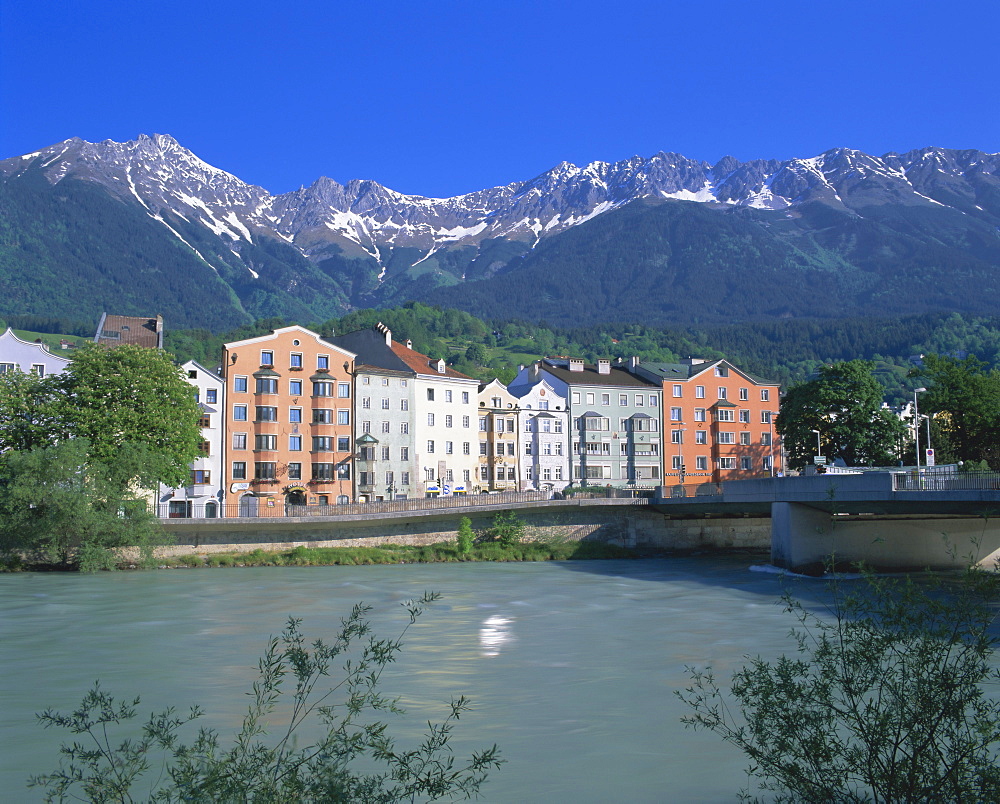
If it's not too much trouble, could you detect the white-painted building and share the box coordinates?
[0,328,71,377]
[158,360,225,517]
[509,373,571,491]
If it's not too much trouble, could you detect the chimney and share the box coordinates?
[681,357,707,366]
[406,339,412,349]
[629,356,639,371]
[597,359,611,375]
[532,362,541,379]
[569,358,585,372]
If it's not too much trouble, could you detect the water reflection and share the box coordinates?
[479,614,513,656]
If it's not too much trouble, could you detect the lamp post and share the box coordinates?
[768,412,777,477]
[677,426,687,489]
[811,429,822,461]
[914,387,927,472]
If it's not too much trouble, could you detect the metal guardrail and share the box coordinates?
[892,470,1000,492]
[155,489,653,520]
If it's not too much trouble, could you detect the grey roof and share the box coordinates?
[629,412,653,419]
[638,360,776,386]
[328,328,415,375]
[542,361,659,388]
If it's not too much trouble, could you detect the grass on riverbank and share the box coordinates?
[161,540,637,569]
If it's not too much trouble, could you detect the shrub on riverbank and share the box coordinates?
[161,540,636,569]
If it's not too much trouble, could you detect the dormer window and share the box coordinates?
[436,359,446,374]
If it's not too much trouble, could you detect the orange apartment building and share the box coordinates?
[635,358,782,487]
[221,326,357,514]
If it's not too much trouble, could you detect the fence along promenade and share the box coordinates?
[154,487,655,520]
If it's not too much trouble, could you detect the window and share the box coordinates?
[290,407,302,423]
[491,396,502,408]
[462,391,469,404]
[618,393,627,405]
[761,411,772,424]
[289,380,302,396]
[255,434,277,451]
[670,407,682,422]
[671,430,684,444]
[400,446,409,461]
[30,364,45,376]
[761,432,772,446]
[232,462,247,479]
[313,436,334,451]
[554,467,563,481]
[382,378,389,386]
[696,456,708,471]
[673,384,682,397]
[445,415,453,427]
[496,418,505,433]
[763,456,773,471]
[427,388,435,401]
[555,443,563,455]
[260,350,274,366]
[739,387,748,401]
[695,386,705,399]
[289,435,302,451]
[716,409,735,422]
[719,457,736,469]
[290,353,303,368]
[740,432,750,445]
[718,387,727,400]
[427,440,435,453]
[381,421,390,433]
[337,410,350,425]
[317,355,329,370]
[462,415,470,427]
[401,472,410,485]
[234,376,248,393]
[635,394,645,407]
[694,408,706,422]
[542,418,551,433]
[232,433,247,450]
[479,417,488,431]
[255,406,278,422]
[480,466,489,481]
[741,457,752,471]
[446,441,454,454]
[631,417,658,432]
[445,390,452,402]
[695,431,707,445]
[539,399,549,410]
[313,381,334,397]
[206,389,217,404]
[288,463,302,480]
[381,398,390,409]
[336,464,351,480]
[255,377,277,394]
[761,389,770,402]
[188,469,210,485]
[385,471,394,486]
[362,397,371,409]
[739,409,750,423]
[554,420,563,433]
[337,436,350,452]
[572,392,581,404]
[427,413,435,426]
[198,414,211,428]
[400,422,409,434]
[601,393,610,406]
[401,398,409,411]
[233,404,248,421]
[717,432,736,444]
[312,463,335,481]
[586,393,595,405]
[381,447,390,461]
[255,462,276,480]
[0,363,14,374]
[338,383,350,398]
[463,442,470,454]
[313,409,332,424]
[480,442,488,456]
[715,365,729,377]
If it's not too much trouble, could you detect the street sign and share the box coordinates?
[926,448,935,467]
[814,456,827,465]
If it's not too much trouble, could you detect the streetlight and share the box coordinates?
[914,387,927,472]
[811,429,822,460]
[676,426,687,490]
[768,412,777,477]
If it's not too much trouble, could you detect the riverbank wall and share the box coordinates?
[156,501,771,556]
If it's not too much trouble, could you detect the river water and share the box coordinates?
[1,557,829,802]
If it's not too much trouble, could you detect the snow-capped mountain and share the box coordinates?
[2,134,1000,330]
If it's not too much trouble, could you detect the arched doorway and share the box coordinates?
[239,494,257,517]
[285,488,307,506]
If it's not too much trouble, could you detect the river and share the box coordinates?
[1,557,827,802]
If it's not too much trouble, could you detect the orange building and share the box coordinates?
[635,358,782,487]
[222,326,356,514]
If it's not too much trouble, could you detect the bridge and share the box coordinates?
[652,471,1000,572]
[157,474,1000,572]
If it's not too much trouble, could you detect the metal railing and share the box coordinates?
[892,470,1000,492]
[154,488,656,520]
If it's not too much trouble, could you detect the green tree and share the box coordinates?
[456,516,474,555]
[777,360,905,469]
[679,568,1000,802]
[913,354,1000,469]
[53,344,203,488]
[0,369,67,452]
[31,595,503,801]
[480,510,525,548]
[464,343,488,365]
[0,439,164,570]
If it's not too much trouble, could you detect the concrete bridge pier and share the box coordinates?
[771,501,1000,572]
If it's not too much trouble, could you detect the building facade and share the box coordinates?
[511,358,663,486]
[0,328,71,376]
[509,370,571,491]
[477,379,523,491]
[221,326,356,513]
[634,358,782,486]
[159,360,225,517]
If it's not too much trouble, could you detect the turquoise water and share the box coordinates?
[0,557,812,802]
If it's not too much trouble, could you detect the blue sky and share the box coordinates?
[1,0,997,198]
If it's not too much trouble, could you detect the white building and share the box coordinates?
[158,360,225,517]
[509,374,571,491]
[0,328,71,377]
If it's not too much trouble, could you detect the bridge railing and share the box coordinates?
[892,470,1000,492]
